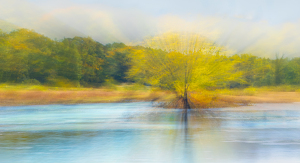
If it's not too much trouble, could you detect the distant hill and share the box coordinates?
[0,19,85,40]
[0,19,20,33]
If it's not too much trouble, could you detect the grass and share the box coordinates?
[1,84,300,108]
[170,86,300,109]
[0,84,175,106]
[206,86,300,106]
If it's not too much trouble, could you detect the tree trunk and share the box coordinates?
[183,87,190,109]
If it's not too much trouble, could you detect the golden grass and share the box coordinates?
[187,91,250,108]
[0,89,175,106]
[1,84,300,107]
[0,84,175,106]
[188,88,300,108]
[220,92,300,103]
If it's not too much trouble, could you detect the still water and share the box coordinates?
[0,102,300,163]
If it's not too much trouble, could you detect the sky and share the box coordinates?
[1,0,300,57]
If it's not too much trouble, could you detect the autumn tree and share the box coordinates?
[129,32,241,109]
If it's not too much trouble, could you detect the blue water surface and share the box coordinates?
[0,102,300,163]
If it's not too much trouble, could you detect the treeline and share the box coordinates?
[0,29,140,87]
[230,54,300,87]
[1,29,300,88]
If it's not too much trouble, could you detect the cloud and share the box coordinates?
[1,0,300,58]
[0,0,85,39]
[154,15,300,58]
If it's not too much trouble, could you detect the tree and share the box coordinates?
[128,32,241,109]
[0,29,30,82]
[56,39,82,82]
[230,54,273,87]
[284,57,300,84]
[71,37,106,85]
[274,54,285,85]
[104,43,132,82]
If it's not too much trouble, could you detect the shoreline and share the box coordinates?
[1,89,300,107]
[220,92,300,103]
[0,89,175,107]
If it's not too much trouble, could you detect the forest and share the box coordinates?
[1,28,300,89]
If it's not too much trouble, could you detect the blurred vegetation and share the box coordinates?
[128,32,243,108]
[0,29,133,87]
[2,29,300,107]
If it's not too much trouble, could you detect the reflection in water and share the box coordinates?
[0,103,300,163]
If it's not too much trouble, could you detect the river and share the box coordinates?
[0,102,300,163]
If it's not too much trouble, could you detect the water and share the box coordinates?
[0,102,300,163]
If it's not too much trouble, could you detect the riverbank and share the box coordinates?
[1,84,300,107]
[193,88,300,108]
[0,89,175,106]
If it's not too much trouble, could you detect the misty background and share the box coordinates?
[1,0,300,57]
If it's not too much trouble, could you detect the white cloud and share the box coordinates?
[1,0,300,58]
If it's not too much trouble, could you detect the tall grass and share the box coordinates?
[0,83,174,106]
[1,84,300,107]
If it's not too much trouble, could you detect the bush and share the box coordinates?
[123,83,148,91]
[46,77,80,88]
[22,79,41,85]
[102,78,118,89]
[243,87,257,96]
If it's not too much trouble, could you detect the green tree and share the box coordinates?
[104,43,132,82]
[0,29,30,82]
[56,39,82,82]
[71,37,106,85]
[274,54,285,85]
[282,57,300,85]
[230,54,273,87]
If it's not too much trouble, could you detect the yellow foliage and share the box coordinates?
[129,32,242,98]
